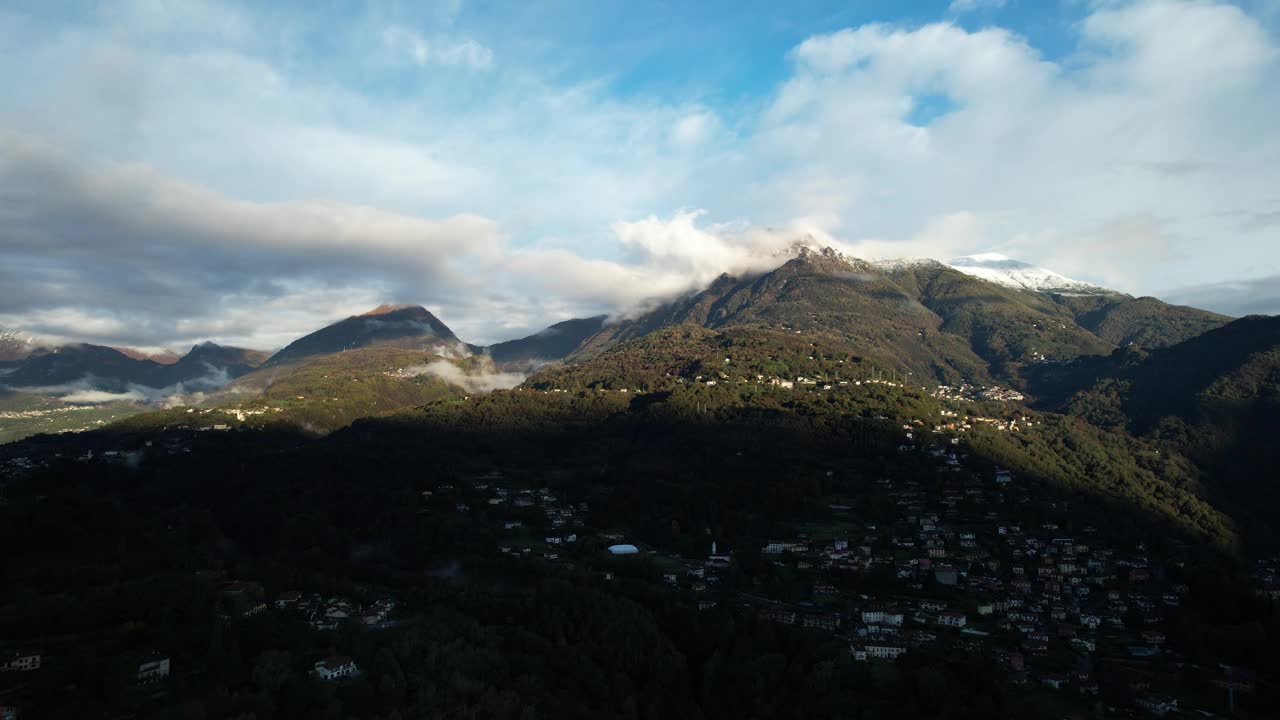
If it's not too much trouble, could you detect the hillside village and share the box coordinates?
[403,442,1259,717]
[1,322,1276,717]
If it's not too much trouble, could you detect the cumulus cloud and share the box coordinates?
[0,131,503,348]
[753,1,1280,293]
[506,211,843,312]
[0,0,1278,351]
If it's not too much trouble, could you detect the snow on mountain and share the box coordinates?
[945,253,1112,294]
[755,241,1112,296]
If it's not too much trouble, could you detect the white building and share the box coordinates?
[862,609,905,626]
[0,651,41,672]
[314,656,358,681]
[855,645,906,661]
[137,657,171,684]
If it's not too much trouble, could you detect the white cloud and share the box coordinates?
[754,1,1280,294]
[1,0,1279,353]
[948,0,1008,13]
[436,38,493,69]
[383,25,493,70]
[406,358,525,393]
[670,110,718,148]
[61,389,148,404]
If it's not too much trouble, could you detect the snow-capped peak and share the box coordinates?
[946,253,1112,294]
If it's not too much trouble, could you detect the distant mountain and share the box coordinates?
[945,252,1110,294]
[112,347,182,365]
[4,344,162,389]
[3,342,268,391]
[484,315,608,371]
[265,305,462,367]
[158,342,271,387]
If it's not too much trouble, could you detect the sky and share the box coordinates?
[1,0,1279,351]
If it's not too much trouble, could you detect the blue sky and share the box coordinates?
[1,0,1279,349]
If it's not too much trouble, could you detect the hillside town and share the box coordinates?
[432,448,1262,717]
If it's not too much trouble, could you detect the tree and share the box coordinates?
[252,650,295,693]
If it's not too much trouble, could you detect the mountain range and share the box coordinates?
[0,249,1238,399]
[2,342,270,392]
[4,248,1278,543]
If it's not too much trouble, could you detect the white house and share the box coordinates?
[0,650,41,672]
[861,609,904,626]
[137,657,171,684]
[939,611,968,627]
[314,656,358,681]
[856,645,906,661]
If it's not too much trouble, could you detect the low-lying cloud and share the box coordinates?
[60,388,149,404]
[7,367,236,408]
[402,359,526,394]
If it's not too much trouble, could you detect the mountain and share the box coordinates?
[484,315,608,371]
[0,253,1235,409]
[3,344,162,389]
[567,249,993,383]
[157,342,272,388]
[564,248,1119,385]
[554,247,1240,387]
[264,304,462,367]
[1051,315,1280,432]
[2,342,268,392]
[876,257,1116,378]
[1029,315,1280,542]
[1049,294,1231,349]
[170,345,469,433]
[942,253,1231,348]
[945,252,1110,294]
[112,347,182,365]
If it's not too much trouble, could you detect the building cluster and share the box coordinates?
[447,441,1270,717]
[931,384,1025,403]
[271,592,397,630]
[1254,558,1280,600]
[435,474,594,563]
[680,451,1255,716]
